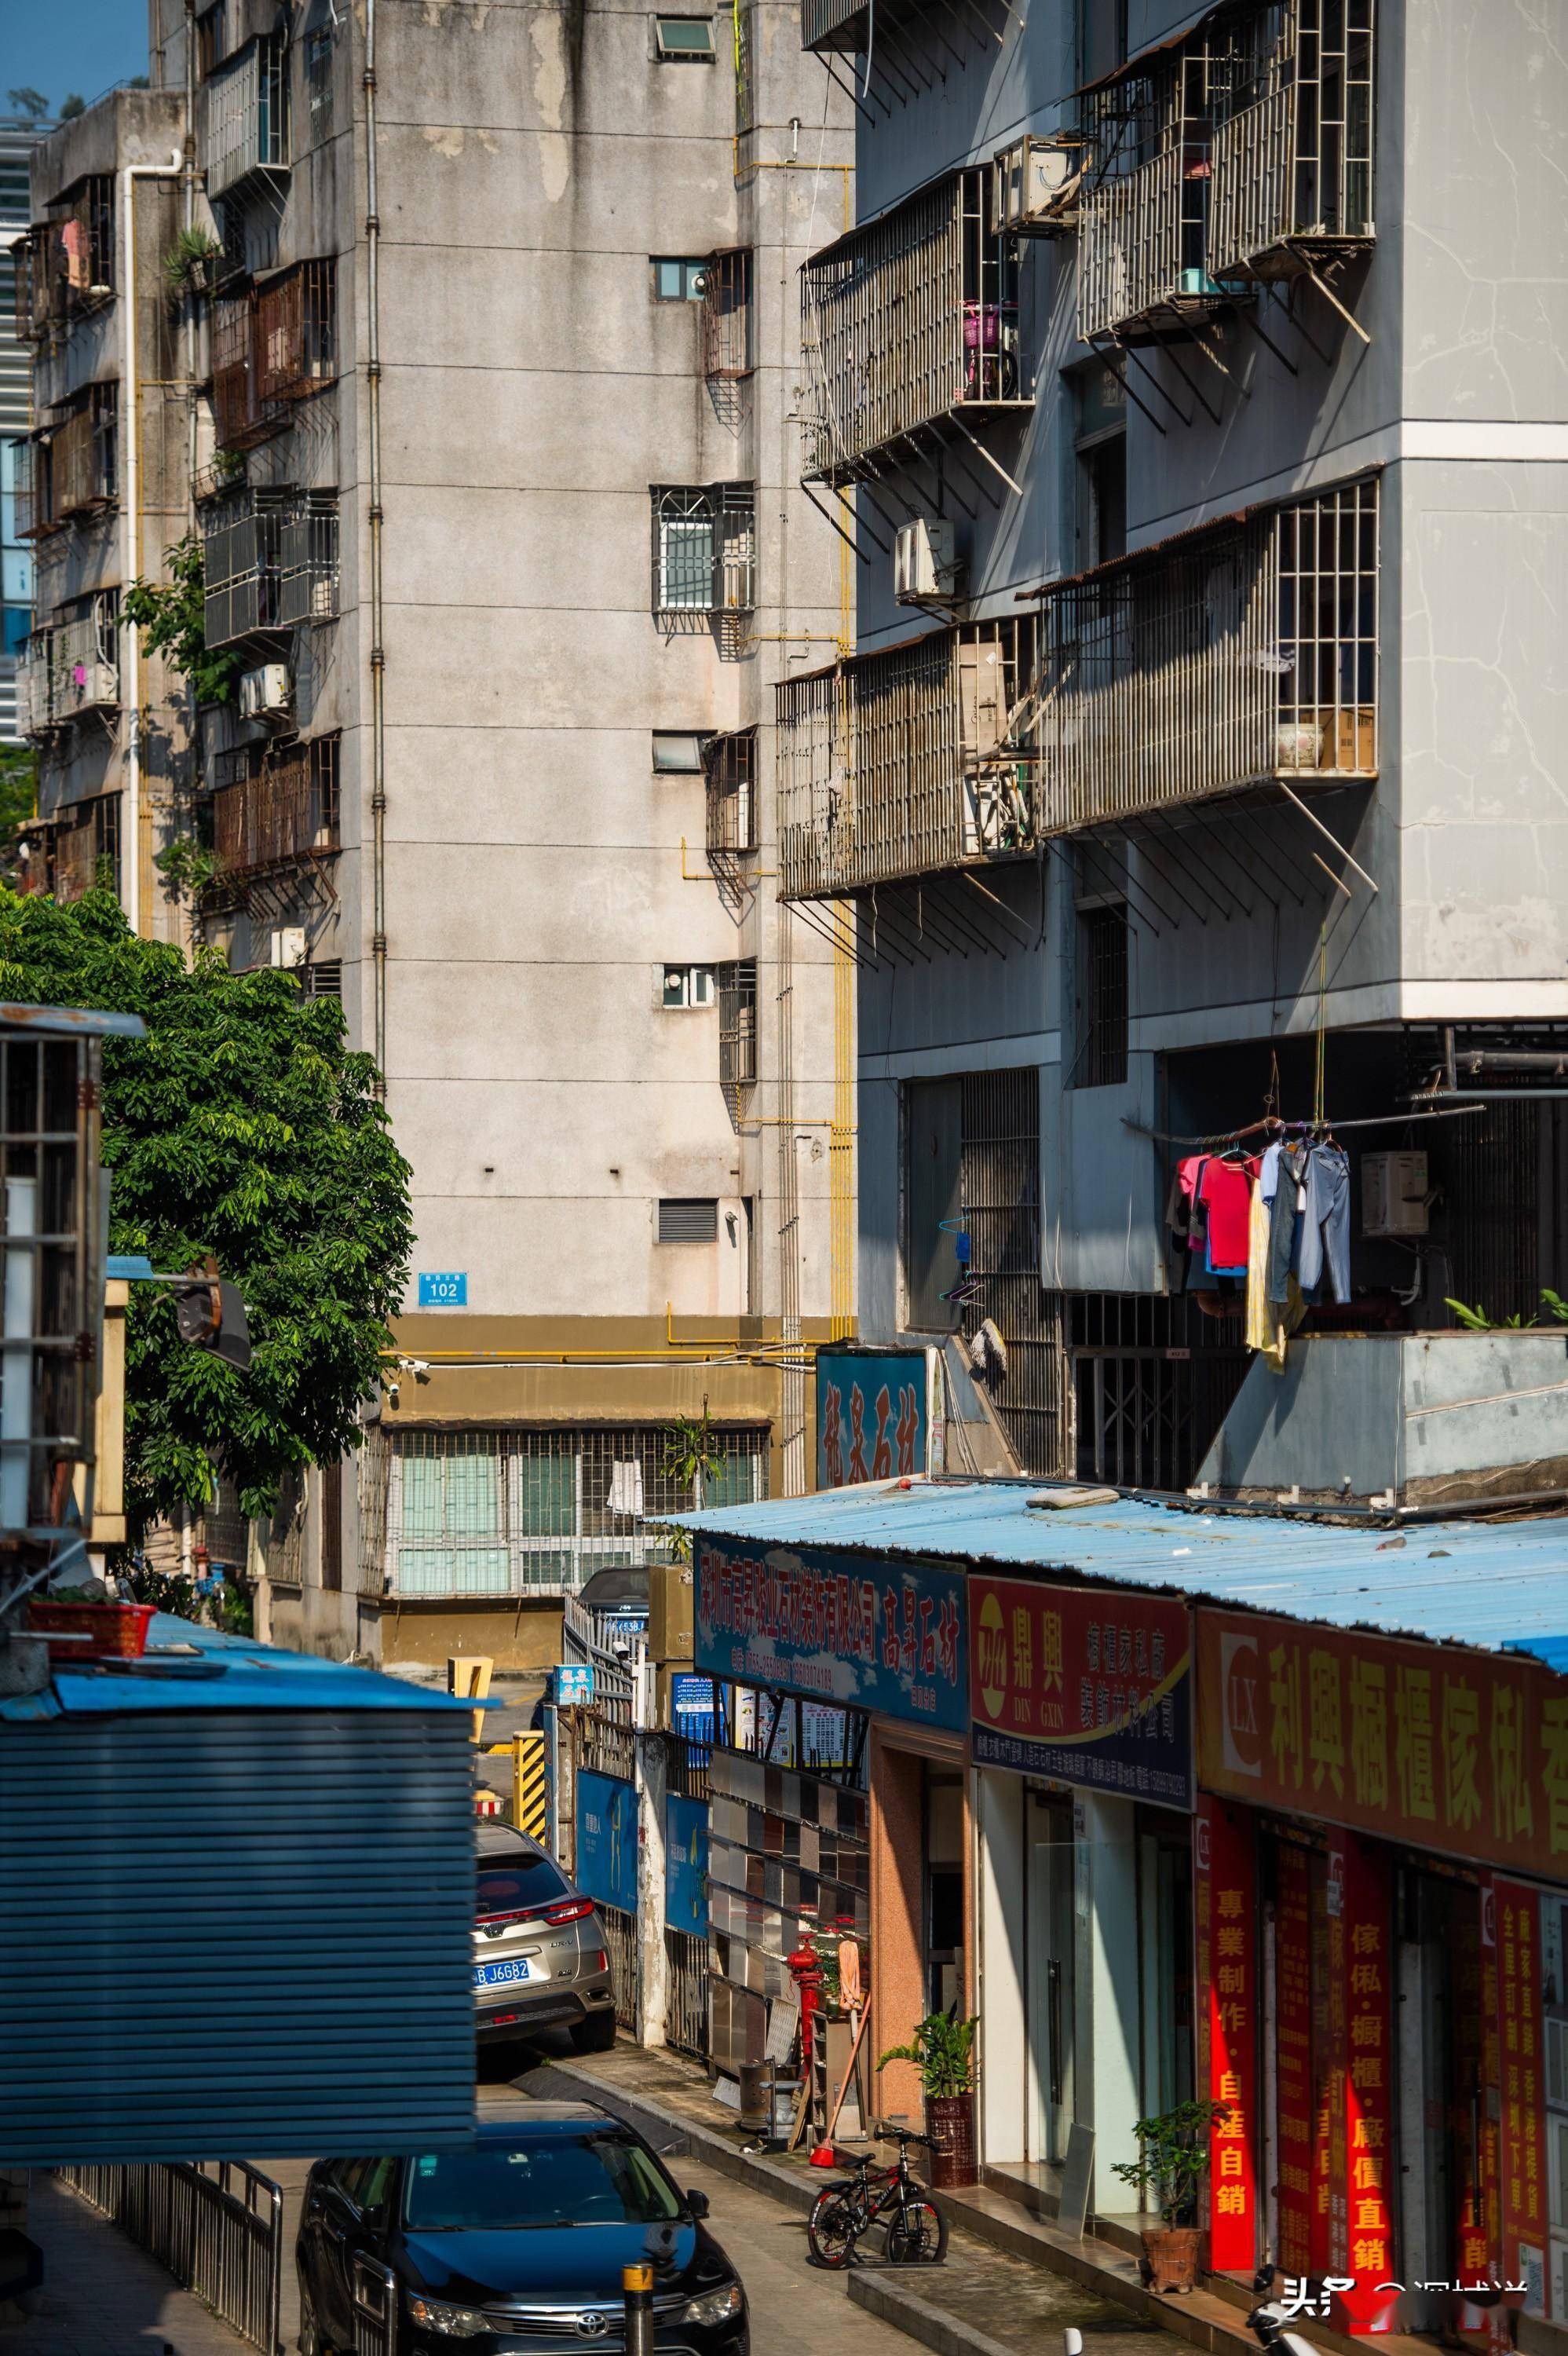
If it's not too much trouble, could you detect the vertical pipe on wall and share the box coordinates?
[364,0,388,1087]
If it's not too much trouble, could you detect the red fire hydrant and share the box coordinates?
[785,1937,823,2072]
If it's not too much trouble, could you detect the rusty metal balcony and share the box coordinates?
[210,739,340,881]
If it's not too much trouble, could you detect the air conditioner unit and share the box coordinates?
[270,926,307,970]
[239,662,292,720]
[894,517,958,604]
[1361,1151,1429,1237]
[78,661,118,708]
[992,135,1080,234]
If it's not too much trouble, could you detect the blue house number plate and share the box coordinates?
[418,1272,467,1307]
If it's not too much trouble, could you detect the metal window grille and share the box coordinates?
[49,598,120,726]
[1079,44,1225,344]
[703,730,758,854]
[717,960,758,1110]
[15,635,53,739]
[196,0,228,78]
[202,35,290,196]
[373,1425,767,1599]
[212,735,340,877]
[800,167,1026,484]
[258,1469,306,1587]
[19,177,115,340]
[1076,902,1129,1088]
[957,1069,1070,1477]
[1209,0,1376,279]
[1033,474,1377,833]
[201,487,291,645]
[658,1198,718,1243]
[1067,1291,1250,1489]
[50,792,121,904]
[652,485,755,616]
[305,25,334,135]
[701,249,753,379]
[257,259,336,402]
[0,1022,105,1531]
[276,491,339,625]
[777,616,1039,901]
[31,386,118,530]
[301,959,342,1000]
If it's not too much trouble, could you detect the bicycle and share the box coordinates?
[806,2123,949,2270]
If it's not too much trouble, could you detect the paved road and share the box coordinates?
[270,2059,916,2356]
[9,2172,254,2356]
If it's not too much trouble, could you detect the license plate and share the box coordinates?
[475,1958,533,1991]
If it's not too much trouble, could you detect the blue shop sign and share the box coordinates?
[554,1663,594,1706]
[664,1792,709,1933]
[671,1674,714,1716]
[574,1769,638,1917]
[418,1271,468,1308]
[816,1347,931,1490]
[695,1535,967,1733]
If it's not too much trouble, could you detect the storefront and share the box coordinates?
[967,1569,1197,2206]
[693,1530,970,2114]
[1197,1606,1568,2338]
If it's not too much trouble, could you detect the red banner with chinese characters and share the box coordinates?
[1197,1798,1257,2270]
[1496,1879,1548,2318]
[1197,1610,1568,1880]
[1329,1837,1398,2336]
[1274,1841,1315,2279]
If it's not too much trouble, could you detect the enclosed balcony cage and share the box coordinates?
[212,262,336,452]
[201,35,290,198]
[49,791,122,905]
[652,485,755,617]
[210,734,340,880]
[1078,0,1375,343]
[203,487,338,645]
[20,388,119,538]
[13,177,115,342]
[701,250,753,380]
[800,168,1029,485]
[717,959,758,1110]
[18,599,120,738]
[777,617,1040,902]
[703,729,758,854]
[0,1013,113,1540]
[1030,474,1378,835]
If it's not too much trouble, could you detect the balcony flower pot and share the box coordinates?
[878,2009,978,2190]
[1109,2099,1234,2297]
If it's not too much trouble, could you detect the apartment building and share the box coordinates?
[1,116,52,746]
[11,0,853,1659]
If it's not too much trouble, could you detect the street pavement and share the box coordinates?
[7,2171,254,2356]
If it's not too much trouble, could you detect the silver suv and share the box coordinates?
[473,1823,618,2053]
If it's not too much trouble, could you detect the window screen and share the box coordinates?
[655,16,715,57]
[652,732,705,772]
[1077,902,1129,1088]
[658,1198,718,1243]
[662,964,714,1008]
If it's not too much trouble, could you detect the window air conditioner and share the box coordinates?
[992,135,1079,233]
[239,662,292,719]
[894,517,958,604]
[77,662,118,708]
[1361,1151,1428,1238]
[270,926,307,969]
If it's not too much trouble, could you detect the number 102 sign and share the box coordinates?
[417,1271,468,1308]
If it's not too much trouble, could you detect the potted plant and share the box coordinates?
[1109,2099,1231,2292]
[877,2010,977,2190]
[161,226,224,297]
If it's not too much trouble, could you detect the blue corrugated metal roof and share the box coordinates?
[2,1613,477,1721]
[678,1482,1568,1666]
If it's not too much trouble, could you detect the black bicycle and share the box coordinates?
[806,2124,949,2270]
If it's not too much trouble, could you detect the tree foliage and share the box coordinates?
[0,886,413,1529]
[122,533,240,708]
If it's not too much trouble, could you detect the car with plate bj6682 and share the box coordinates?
[472,1823,616,2053]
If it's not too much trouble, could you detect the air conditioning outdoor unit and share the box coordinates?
[992,135,1080,234]
[1361,1150,1429,1237]
[74,662,118,708]
[270,926,307,970]
[239,662,292,720]
[894,516,959,604]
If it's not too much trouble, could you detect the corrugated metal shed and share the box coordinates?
[0,1617,477,2165]
[677,1482,1568,1667]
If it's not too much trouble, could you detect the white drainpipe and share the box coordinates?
[119,157,182,936]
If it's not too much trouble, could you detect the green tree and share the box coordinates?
[6,89,49,121]
[122,533,240,708]
[0,747,37,889]
[0,885,413,1531]
[59,93,85,120]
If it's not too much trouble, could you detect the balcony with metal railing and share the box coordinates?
[800,168,1030,486]
[201,35,290,198]
[703,730,758,854]
[1208,0,1376,282]
[213,262,336,453]
[210,737,340,882]
[203,488,338,646]
[18,602,120,736]
[1029,476,1378,836]
[1077,43,1236,345]
[777,619,1039,902]
[13,177,115,342]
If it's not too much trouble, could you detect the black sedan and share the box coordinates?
[297,2109,748,2355]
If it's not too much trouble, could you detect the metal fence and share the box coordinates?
[600,1902,638,2030]
[351,2255,398,2356]
[57,2159,283,2355]
[665,1926,709,2059]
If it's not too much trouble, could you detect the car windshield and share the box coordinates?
[404,2135,682,2232]
[476,1849,569,1919]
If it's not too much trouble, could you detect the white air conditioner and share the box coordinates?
[894,517,958,604]
[1361,1150,1429,1237]
[270,926,307,970]
[992,134,1080,233]
[79,661,118,708]
[239,662,292,720]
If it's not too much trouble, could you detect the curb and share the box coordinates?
[514,2058,821,2217]
[848,2270,1029,2356]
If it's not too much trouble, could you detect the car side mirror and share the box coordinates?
[685,2189,711,2220]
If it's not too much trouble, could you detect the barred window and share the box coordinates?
[651,484,755,616]
[378,1425,768,1598]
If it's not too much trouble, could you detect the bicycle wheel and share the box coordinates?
[886,2196,948,2266]
[808,2186,861,2269]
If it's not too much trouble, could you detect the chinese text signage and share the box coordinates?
[1494,1879,1548,2316]
[968,1575,1193,1808]
[575,1769,637,1917]
[816,1348,930,1490]
[1197,1798,1258,2270]
[695,1537,966,1732]
[1198,1609,1568,1877]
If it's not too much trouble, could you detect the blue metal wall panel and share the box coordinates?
[0,1709,476,2164]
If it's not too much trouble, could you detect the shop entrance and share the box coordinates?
[1026,1790,1076,2164]
[925,1769,964,2014]
[1139,1813,1194,2118]
[1396,1871,1486,2334]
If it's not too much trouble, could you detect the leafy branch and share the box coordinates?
[122,534,239,708]
[1446,1289,1568,1333]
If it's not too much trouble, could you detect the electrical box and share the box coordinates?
[991,134,1080,234]
[239,663,292,720]
[894,516,959,604]
[1361,1150,1428,1237]
[649,1559,695,1661]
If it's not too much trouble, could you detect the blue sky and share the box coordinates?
[5,0,150,116]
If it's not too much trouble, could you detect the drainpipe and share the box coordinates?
[183,0,198,525]
[363,0,387,1088]
[120,159,182,938]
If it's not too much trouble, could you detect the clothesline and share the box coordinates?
[1124,1105,1485,1151]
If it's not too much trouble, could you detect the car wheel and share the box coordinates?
[570,2007,618,2054]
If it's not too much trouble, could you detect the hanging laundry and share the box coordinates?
[1198,1155,1253,1275]
[1266,1141,1311,1305]
[1245,1181,1272,1352]
[1297,1142,1351,1303]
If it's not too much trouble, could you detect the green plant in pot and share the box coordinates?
[878,2010,977,2190]
[1109,2099,1231,2293]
